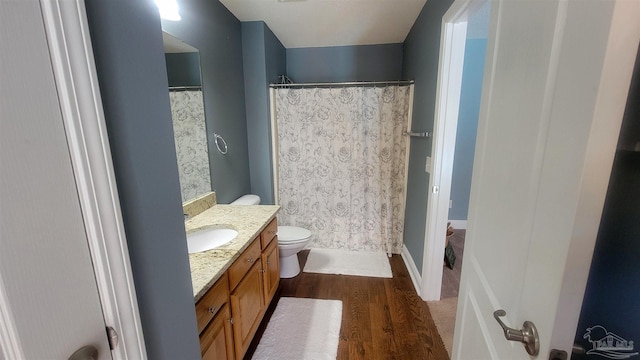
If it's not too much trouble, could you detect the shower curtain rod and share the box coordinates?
[269,80,414,88]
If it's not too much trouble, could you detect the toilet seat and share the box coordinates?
[278,226,311,244]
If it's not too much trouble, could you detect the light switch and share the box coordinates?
[425,156,432,173]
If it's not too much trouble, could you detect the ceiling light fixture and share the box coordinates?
[154,0,181,21]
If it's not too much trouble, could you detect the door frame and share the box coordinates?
[420,0,487,301]
[543,2,640,350]
[42,1,147,357]
[0,1,146,358]
[424,0,640,354]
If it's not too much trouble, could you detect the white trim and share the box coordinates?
[401,246,422,295]
[40,1,146,358]
[270,88,280,205]
[0,272,24,360]
[550,0,640,350]
[447,220,467,230]
[420,0,489,302]
[420,5,470,301]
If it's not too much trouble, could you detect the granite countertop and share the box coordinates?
[186,204,280,302]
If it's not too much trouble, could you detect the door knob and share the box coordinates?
[68,345,98,360]
[493,309,539,356]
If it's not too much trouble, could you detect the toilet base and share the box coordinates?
[279,253,302,278]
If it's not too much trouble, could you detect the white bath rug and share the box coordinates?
[303,248,393,278]
[252,297,343,360]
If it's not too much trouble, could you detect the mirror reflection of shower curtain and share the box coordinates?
[169,90,211,202]
[274,85,412,254]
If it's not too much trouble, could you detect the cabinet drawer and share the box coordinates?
[195,273,229,334]
[228,239,261,290]
[260,218,277,249]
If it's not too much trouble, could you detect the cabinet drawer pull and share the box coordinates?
[247,257,254,263]
[267,260,271,266]
[259,269,266,273]
[208,306,216,314]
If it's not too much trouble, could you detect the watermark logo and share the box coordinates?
[583,325,638,359]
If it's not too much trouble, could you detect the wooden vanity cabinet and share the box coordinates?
[200,304,234,360]
[197,217,280,360]
[229,217,281,360]
[260,218,277,248]
[261,239,279,306]
[197,273,234,360]
[260,218,280,306]
[230,260,264,359]
[228,239,261,290]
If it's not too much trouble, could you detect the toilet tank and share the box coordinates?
[230,194,261,205]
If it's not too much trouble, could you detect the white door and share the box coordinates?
[0,1,112,359]
[452,0,640,359]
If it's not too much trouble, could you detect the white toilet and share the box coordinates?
[276,226,311,278]
[231,195,311,278]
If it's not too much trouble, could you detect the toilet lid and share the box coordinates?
[278,226,311,242]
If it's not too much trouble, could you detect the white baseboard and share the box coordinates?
[447,220,467,230]
[401,246,422,295]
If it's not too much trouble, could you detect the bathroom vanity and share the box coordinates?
[186,204,280,360]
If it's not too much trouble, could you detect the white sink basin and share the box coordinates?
[187,226,238,254]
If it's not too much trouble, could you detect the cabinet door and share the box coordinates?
[230,260,264,359]
[262,239,280,306]
[201,305,234,360]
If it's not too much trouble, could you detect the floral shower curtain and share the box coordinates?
[275,85,411,254]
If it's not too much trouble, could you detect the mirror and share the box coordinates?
[162,32,212,203]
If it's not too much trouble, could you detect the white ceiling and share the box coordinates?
[162,31,198,53]
[218,0,428,48]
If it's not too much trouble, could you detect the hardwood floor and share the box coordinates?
[245,250,450,360]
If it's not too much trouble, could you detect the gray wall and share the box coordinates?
[263,24,287,199]
[84,0,200,358]
[286,44,404,83]
[161,0,251,204]
[402,0,455,270]
[449,38,485,221]
[449,39,487,220]
[242,21,286,204]
[165,53,202,87]
[449,5,489,221]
